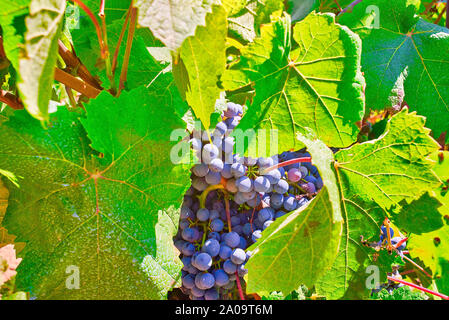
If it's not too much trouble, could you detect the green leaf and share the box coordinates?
[408,224,449,284]
[0,0,30,71]
[431,151,449,217]
[134,0,218,51]
[17,0,66,122]
[391,193,445,235]
[288,0,318,22]
[334,109,440,210]
[0,87,192,299]
[406,150,449,294]
[372,286,429,300]
[223,12,365,152]
[253,0,284,31]
[318,0,354,14]
[177,4,227,132]
[245,134,342,295]
[316,109,441,299]
[222,0,247,16]
[338,0,449,141]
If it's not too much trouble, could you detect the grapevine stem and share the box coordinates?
[259,157,312,175]
[337,0,363,16]
[117,6,137,96]
[198,184,225,208]
[235,271,245,300]
[333,0,342,11]
[402,254,432,278]
[111,2,132,74]
[223,192,232,232]
[68,0,106,58]
[394,237,408,249]
[54,68,101,98]
[0,90,23,110]
[445,4,449,28]
[98,0,116,93]
[387,276,449,300]
[58,40,102,89]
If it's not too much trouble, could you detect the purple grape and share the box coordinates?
[223,232,240,248]
[196,208,210,221]
[212,269,229,286]
[287,168,302,182]
[194,253,212,271]
[236,176,253,192]
[254,176,271,193]
[192,163,209,177]
[202,239,220,257]
[195,272,215,290]
[210,219,224,232]
[274,179,289,194]
[223,259,237,274]
[209,158,224,173]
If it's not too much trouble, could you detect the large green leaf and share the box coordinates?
[177,4,227,132]
[339,0,449,141]
[408,225,449,289]
[406,150,449,294]
[391,192,445,235]
[134,0,218,51]
[223,12,365,152]
[316,109,441,299]
[16,0,66,122]
[244,134,343,295]
[0,86,192,299]
[0,0,30,71]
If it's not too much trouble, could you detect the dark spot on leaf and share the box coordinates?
[303,221,320,237]
[434,237,441,246]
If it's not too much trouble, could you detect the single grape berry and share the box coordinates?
[230,248,246,264]
[224,231,240,248]
[194,253,212,271]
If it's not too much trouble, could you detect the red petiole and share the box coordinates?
[387,276,449,300]
[259,157,312,175]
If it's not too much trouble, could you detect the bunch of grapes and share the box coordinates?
[174,102,324,300]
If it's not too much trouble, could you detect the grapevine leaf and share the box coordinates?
[222,0,247,16]
[81,0,131,21]
[408,225,449,286]
[253,0,284,31]
[288,0,319,22]
[391,193,445,235]
[134,0,218,51]
[223,12,365,152]
[0,178,24,251]
[431,151,449,217]
[316,109,441,299]
[406,150,449,294]
[0,0,30,71]
[339,0,449,141]
[0,87,192,299]
[245,134,343,295]
[227,8,256,44]
[177,4,227,132]
[334,109,440,210]
[17,0,66,122]
[318,0,354,14]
